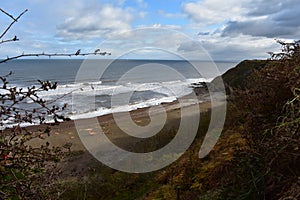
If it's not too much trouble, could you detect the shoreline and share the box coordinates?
[19,92,212,151]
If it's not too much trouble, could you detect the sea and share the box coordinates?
[0,59,237,127]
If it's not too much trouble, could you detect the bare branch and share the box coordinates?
[0,9,111,63]
[0,9,28,40]
[0,51,112,64]
[0,8,17,21]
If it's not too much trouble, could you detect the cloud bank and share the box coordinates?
[1,0,299,61]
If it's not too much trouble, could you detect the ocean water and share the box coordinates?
[0,59,237,126]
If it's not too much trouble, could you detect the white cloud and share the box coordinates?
[183,0,246,25]
[196,34,279,61]
[56,3,133,41]
[96,28,213,60]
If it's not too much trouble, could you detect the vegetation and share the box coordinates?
[0,8,68,199]
[147,39,300,199]
[222,40,300,199]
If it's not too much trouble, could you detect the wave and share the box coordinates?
[1,78,208,128]
[69,96,178,120]
[37,77,209,98]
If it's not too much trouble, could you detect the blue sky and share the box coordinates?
[1,0,300,61]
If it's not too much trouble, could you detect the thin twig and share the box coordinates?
[10,168,22,185]
[0,9,28,40]
[0,37,19,44]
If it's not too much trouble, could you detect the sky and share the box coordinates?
[1,0,300,61]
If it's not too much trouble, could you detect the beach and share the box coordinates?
[25,93,212,151]
[10,92,214,175]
